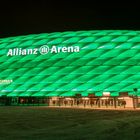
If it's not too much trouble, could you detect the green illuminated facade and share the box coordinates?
[0,30,140,107]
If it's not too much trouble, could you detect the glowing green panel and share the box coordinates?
[47,38,63,45]
[1,30,140,97]
[33,39,49,45]
[81,92,89,96]
[79,37,96,43]
[19,40,33,47]
[95,92,102,96]
[19,92,32,97]
[111,36,128,42]
[31,92,46,97]
[60,92,75,97]
[7,92,19,97]
[45,92,60,97]
[63,37,80,43]
[0,92,7,96]
[110,92,119,96]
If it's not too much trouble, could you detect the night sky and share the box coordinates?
[0,2,140,38]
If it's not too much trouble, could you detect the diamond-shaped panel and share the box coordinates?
[0,30,140,97]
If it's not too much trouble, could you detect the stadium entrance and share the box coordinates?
[0,95,139,109]
[49,95,138,109]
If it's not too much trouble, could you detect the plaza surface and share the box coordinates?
[0,106,140,140]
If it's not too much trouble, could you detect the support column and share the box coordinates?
[133,96,138,109]
[114,97,117,108]
[98,98,100,108]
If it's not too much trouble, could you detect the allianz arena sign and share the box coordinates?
[7,45,80,56]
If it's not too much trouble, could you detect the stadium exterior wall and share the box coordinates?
[0,30,140,108]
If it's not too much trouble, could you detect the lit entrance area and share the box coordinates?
[49,96,136,109]
[0,93,139,109]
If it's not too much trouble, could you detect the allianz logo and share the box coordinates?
[7,45,80,56]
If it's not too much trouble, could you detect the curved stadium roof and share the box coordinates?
[0,30,140,97]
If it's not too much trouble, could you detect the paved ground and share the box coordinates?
[48,105,138,110]
[0,106,140,140]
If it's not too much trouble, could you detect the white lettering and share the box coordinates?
[57,47,61,53]
[33,48,38,54]
[50,46,80,53]
[51,46,57,53]
[19,48,22,55]
[67,47,74,52]
[7,49,13,56]
[74,46,80,52]
[27,49,33,54]
[62,47,67,52]
[22,49,27,55]
[7,46,80,56]
[0,79,13,84]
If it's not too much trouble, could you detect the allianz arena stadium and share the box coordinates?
[0,30,140,108]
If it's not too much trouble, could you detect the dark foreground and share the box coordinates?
[0,107,140,140]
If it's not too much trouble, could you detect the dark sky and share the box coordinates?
[0,1,140,38]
